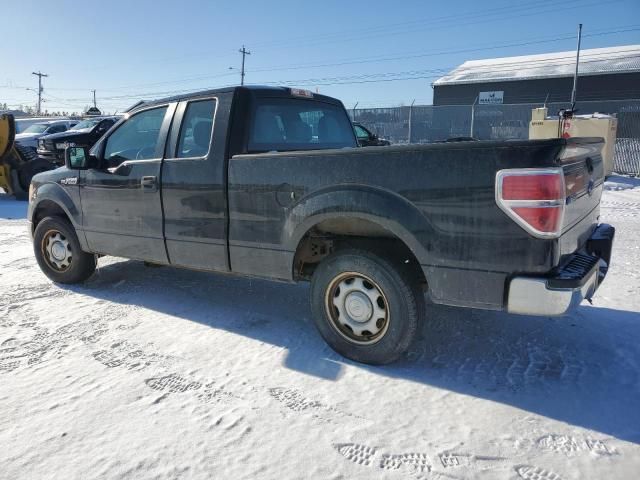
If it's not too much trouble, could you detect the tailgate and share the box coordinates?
[557,137,605,256]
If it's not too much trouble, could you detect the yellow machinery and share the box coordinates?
[0,113,53,199]
[529,107,618,177]
[0,113,20,197]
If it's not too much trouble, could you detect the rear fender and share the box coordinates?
[284,184,434,265]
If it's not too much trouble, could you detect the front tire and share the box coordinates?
[33,216,97,284]
[310,249,424,365]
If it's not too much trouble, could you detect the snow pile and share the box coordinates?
[0,189,639,479]
[433,44,640,85]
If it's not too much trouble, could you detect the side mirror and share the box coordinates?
[65,146,91,170]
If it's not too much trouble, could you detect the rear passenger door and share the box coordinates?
[80,104,175,262]
[161,96,228,271]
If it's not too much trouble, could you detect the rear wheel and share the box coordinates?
[310,249,423,365]
[9,168,27,200]
[33,216,97,284]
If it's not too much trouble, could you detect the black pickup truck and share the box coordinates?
[27,86,614,364]
[36,116,120,165]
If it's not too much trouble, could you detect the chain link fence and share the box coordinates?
[350,99,640,175]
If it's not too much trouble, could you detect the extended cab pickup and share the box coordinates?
[28,86,614,364]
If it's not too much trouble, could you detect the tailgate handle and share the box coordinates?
[585,156,594,174]
[141,176,157,192]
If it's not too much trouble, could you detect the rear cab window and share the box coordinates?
[176,99,217,158]
[248,97,356,153]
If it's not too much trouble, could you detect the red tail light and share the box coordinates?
[496,169,566,238]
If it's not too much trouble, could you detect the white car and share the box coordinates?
[14,120,78,149]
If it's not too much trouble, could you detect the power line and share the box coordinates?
[43,25,640,94]
[247,26,640,74]
[250,0,625,51]
[2,25,636,99]
[23,47,640,107]
[249,0,569,49]
[42,50,640,106]
[62,52,640,106]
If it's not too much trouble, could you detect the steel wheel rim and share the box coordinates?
[41,229,72,272]
[325,272,390,345]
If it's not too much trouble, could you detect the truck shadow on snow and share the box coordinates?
[68,258,640,444]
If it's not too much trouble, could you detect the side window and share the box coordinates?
[177,99,216,158]
[354,125,370,140]
[96,119,114,135]
[104,107,168,168]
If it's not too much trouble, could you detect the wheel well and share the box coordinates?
[293,217,427,287]
[32,200,71,232]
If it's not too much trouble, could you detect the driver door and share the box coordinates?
[79,103,175,262]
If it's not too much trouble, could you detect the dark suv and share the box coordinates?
[37,116,120,164]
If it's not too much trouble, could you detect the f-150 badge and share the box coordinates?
[60,177,78,185]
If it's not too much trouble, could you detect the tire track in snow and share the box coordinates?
[268,386,368,423]
[600,200,640,218]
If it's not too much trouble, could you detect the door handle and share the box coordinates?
[141,176,157,192]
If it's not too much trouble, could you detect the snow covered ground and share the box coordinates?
[1,177,639,480]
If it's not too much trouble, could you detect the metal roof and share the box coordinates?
[433,44,640,86]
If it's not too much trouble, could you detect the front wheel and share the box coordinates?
[33,216,97,284]
[310,249,424,365]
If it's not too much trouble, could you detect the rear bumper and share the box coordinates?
[506,224,615,316]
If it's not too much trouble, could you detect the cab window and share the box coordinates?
[248,98,356,153]
[177,99,216,158]
[103,107,167,168]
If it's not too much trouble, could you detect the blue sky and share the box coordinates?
[2,0,639,113]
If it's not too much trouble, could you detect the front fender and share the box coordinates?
[284,184,434,264]
[29,182,81,225]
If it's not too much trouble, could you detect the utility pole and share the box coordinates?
[470,96,478,138]
[570,23,583,109]
[408,99,416,143]
[92,89,97,108]
[31,71,48,115]
[238,45,251,85]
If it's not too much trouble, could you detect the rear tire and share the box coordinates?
[310,248,424,365]
[9,169,27,200]
[33,216,97,284]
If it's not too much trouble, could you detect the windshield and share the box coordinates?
[70,119,101,130]
[22,123,50,134]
